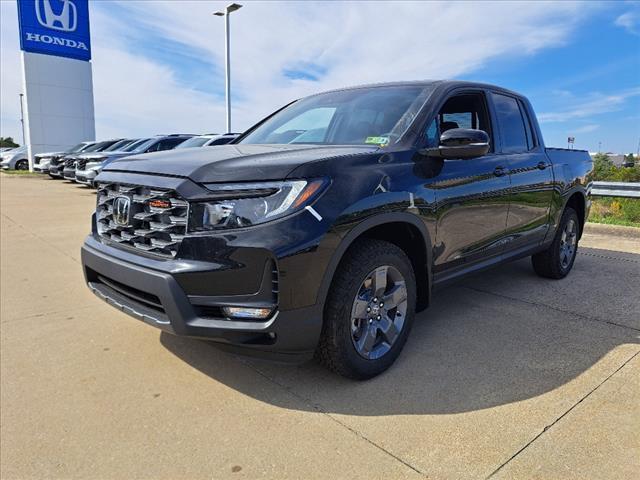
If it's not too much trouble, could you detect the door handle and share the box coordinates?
[537,161,549,170]
[493,166,506,177]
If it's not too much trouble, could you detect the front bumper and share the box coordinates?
[49,164,63,177]
[81,235,324,361]
[63,167,76,180]
[75,169,98,185]
[34,160,51,173]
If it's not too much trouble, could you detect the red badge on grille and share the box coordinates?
[149,199,171,209]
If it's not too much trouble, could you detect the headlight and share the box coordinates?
[84,156,106,163]
[189,179,327,231]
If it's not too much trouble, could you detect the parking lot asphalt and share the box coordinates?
[1,174,639,480]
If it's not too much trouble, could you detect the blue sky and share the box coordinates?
[470,3,640,153]
[1,1,639,153]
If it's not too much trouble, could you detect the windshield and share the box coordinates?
[175,137,212,149]
[122,138,150,152]
[78,143,95,152]
[240,85,434,146]
[82,142,110,153]
[104,139,131,152]
[130,138,160,153]
[67,143,87,153]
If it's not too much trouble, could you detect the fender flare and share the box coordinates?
[546,186,588,243]
[315,211,433,311]
[562,187,588,237]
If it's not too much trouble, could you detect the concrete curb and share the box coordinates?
[584,222,640,239]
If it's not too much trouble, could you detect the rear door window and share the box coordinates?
[491,93,529,153]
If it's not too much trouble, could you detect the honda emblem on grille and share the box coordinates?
[113,196,131,226]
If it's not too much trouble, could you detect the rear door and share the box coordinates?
[489,92,554,251]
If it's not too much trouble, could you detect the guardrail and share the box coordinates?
[591,181,640,198]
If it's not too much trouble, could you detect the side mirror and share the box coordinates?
[422,128,490,159]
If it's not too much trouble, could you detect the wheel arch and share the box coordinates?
[564,190,587,239]
[317,213,433,314]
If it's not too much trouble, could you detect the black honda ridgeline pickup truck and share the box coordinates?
[82,81,593,379]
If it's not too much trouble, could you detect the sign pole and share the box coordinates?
[19,93,26,145]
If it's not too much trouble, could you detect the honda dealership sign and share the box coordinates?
[18,0,91,61]
[17,0,95,170]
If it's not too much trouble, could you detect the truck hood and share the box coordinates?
[78,151,131,160]
[103,144,379,183]
[35,151,65,158]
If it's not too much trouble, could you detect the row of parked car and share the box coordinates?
[1,133,239,186]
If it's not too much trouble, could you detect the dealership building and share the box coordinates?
[17,0,95,169]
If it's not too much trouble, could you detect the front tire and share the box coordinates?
[316,239,416,380]
[532,207,580,279]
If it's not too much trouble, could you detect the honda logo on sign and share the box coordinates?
[35,0,78,32]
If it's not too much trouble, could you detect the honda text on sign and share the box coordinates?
[17,0,91,61]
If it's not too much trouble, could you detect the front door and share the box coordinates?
[427,92,511,274]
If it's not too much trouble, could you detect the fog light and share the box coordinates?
[222,306,274,320]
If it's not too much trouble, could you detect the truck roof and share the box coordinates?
[310,80,525,100]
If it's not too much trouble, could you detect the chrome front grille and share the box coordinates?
[64,158,76,168]
[96,183,189,258]
[76,159,88,170]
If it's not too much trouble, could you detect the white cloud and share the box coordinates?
[1,0,602,141]
[538,87,640,123]
[0,2,23,143]
[572,124,599,134]
[615,11,640,35]
[103,1,599,126]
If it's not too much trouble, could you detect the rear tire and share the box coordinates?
[532,207,580,279]
[15,159,28,171]
[316,239,416,380]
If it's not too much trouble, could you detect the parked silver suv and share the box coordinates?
[34,142,94,174]
[0,146,28,171]
[75,135,193,186]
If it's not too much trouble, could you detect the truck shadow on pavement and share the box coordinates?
[160,247,640,415]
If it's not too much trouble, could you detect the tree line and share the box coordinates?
[0,137,20,148]
[591,153,639,182]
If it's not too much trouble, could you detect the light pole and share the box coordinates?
[214,3,242,134]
